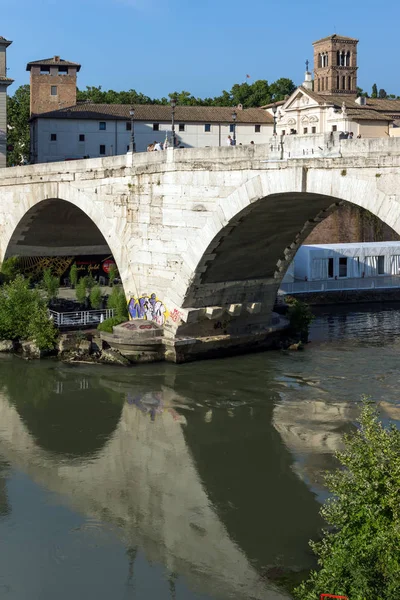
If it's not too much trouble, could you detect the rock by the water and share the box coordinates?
[288,341,303,351]
[21,340,42,359]
[0,340,14,353]
[78,340,92,355]
[99,348,130,366]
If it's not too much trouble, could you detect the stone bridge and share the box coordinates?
[1,133,400,360]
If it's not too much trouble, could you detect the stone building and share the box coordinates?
[28,56,273,163]
[0,36,13,168]
[265,34,400,139]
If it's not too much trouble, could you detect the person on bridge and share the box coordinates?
[227,135,233,146]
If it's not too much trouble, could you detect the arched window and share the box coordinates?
[348,76,352,90]
[342,75,346,89]
[318,53,322,68]
[318,78,320,92]
[322,78,325,91]
[326,76,328,90]
[337,51,340,66]
[346,51,351,67]
[337,75,340,90]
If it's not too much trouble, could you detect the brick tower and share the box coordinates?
[26,56,81,116]
[313,34,358,95]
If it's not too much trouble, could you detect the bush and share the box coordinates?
[69,263,78,288]
[41,268,60,301]
[90,285,102,309]
[1,256,23,282]
[294,399,400,600]
[107,287,128,320]
[97,316,124,333]
[85,273,96,291]
[0,275,57,349]
[108,264,118,286]
[286,297,314,340]
[75,277,88,305]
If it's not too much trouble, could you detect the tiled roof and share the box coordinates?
[260,99,286,109]
[26,57,81,71]
[0,36,12,47]
[313,34,358,44]
[32,103,274,124]
[0,76,14,84]
[346,108,390,121]
[364,98,400,112]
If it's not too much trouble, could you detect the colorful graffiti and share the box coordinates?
[128,293,169,326]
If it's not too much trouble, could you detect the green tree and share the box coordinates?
[108,264,118,287]
[7,84,30,167]
[371,83,378,98]
[286,297,314,341]
[75,277,87,305]
[107,287,128,320]
[69,263,78,288]
[379,88,388,99]
[41,268,60,302]
[89,285,102,309]
[295,400,400,600]
[85,273,96,291]
[0,275,56,349]
[0,256,23,282]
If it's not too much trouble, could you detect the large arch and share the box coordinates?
[173,168,400,320]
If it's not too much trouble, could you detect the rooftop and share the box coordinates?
[26,57,81,72]
[31,103,274,124]
[313,33,359,44]
[0,36,12,47]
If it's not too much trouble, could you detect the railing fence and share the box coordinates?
[49,309,115,328]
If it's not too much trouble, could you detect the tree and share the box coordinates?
[286,297,314,342]
[69,263,78,288]
[379,88,388,99]
[295,400,400,599]
[371,83,378,98]
[108,264,118,287]
[0,275,56,349]
[75,277,88,305]
[1,256,23,282]
[41,268,60,302]
[89,285,102,309]
[7,84,30,166]
[107,287,128,320]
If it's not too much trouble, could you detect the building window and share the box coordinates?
[99,144,106,155]
[179,124,185,132]
[50,85,57,96]
[326,77,328,90]
[255,125,261,133]
[348,76,352,91]
[328,258,334,278]
[321,78,325,91]
[58,66,68,75]
[126,122,131,131]
[79,134,85,142]
[50,133,57,141]
[342,76,346,90]
[229,124,235,133]
[332,125,337,132]
[40,67,50,75]
[339,257,348,278]
[99,122,106,131]
[312,126,316,134]
[204,124,211,132]
[153,123,159,131]
[337,75,340,90]
[303,127,308,134]
[377,255,385,275]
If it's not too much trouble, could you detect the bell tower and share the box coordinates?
[313,34,358,95]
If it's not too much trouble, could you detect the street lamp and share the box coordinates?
[170,97,177,147]
[129,106,136,152]
[272,103,277,136]
[232,110,237,145]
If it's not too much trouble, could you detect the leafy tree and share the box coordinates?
[75,277,87,305]
[1,256,23,282]
[0,275,57,349]
[7,84,30,167]
[379,88,388,99]
[89,285,102,309]
[85,273,96,291]
[69,263,78,288]
[41,268,60,301]
[108,264,118,287]
[286,297,314,341]
[107,287,128,320]
[295,400,400,600]
[371,83,378,98]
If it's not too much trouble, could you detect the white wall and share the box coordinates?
[33,118,272,163]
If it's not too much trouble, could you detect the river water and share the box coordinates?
[0,304,400,600]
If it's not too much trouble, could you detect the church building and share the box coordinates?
[266,34,400,138]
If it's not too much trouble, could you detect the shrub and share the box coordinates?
[0,275,57,349]
[41,268,60,301]
[69,263,78,288]
[85,273,96,291]
[107,287,128,320]
[108,264,118,286]
[1,256,23,282]
[286,297,314,340]
[90,285,102,309]
[294,399,400,599]
[75,277,88,305]
[97,316,124,333]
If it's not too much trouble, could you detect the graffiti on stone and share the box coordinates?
[128,293,169,326]
[170,308,183,323]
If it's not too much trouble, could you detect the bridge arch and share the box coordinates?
[0,188,133,293]
[176,168,398,314]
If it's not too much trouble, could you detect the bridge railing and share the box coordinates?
[279,275,400,295]
[49,309,115,328]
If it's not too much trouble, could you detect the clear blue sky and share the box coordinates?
[3,0,400,98]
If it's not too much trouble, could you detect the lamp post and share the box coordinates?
[129,106,136,152]
[170,97,177,147]
[272,103,277,136]
[232,110,237,145]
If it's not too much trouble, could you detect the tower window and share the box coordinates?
[126,122,131,131]
[342,76,346,90]
[41,67,50,75]
[337,75,340,89]
[321,78,325,91]
[348,76,352,91]
[317,78,320,92]
[204,124,211,132]
[179,124,185,132]
[255,125,261,133]
[99,122,106,130]
[326,77,328,90]
[50,85,57,96]
[58,66,68,75]
[99,144,106,155]
[50,133,57,141]
[153,123,160,131]
[79,134,85,142]
[318,53,322,68]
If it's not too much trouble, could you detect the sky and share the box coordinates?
[3,0,400,99]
